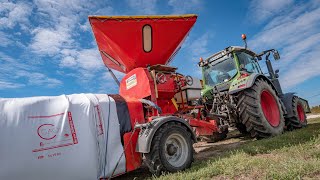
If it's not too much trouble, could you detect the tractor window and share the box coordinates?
[236,52,260,73]
[203,56,237,86]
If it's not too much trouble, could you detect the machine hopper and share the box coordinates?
[89,14,197,73]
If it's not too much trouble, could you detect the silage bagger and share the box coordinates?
[0,14,226,179]
[88,14,228,176]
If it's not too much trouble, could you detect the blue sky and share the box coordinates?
[1,0,320,106]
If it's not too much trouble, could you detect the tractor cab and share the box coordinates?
[200,46,262,98]
[199,34,286,100]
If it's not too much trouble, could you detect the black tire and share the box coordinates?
[236,79,285,138]
[285,96,307,130]
[144,122,193,175]
[235,123,248,134]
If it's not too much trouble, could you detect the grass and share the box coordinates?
[153,118,320,180]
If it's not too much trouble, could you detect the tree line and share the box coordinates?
[311,105,320,114]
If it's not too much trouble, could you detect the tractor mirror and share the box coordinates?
[275,69,280,78]
[273,50,280,60]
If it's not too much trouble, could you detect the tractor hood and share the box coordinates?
[89,14,197,73]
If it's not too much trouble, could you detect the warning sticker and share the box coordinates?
[126,74,137,90]
[30,112,78,153]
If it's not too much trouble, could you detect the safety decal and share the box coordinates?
[126,74,137,89]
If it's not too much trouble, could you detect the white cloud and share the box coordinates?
[0,0,118,93]
[94,6,114,15]
[248,0,294,23]
[59,48,106,84]
[102,70,124,81]
[29,0,114,86]
[281,46,320,88]
[248,1,320,89]
[15,71,62,88]
[79,22,91,32]
[75,49,102,70]
[281,32,320,65]
[0,52,62,89]
[97,71,125,93]
[250,5,320,51]
[0,52,34,73]
[0,31,12,47]
[168,0,203,14]
[126,0,158,14]
[34,0,89,18]
[28,73,62,88]
[181,32,213,78]
[187,33,212,61]
[0,1,33,29]
[0,81,25,89]
[60,48,103,70]
[60,56,77,67]
[30,26,72,56]
[29,0,92,56]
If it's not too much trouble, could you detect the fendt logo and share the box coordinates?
[37,124,60,140]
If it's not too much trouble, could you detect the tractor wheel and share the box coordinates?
[144,122,193,175]
[285,96,307,130]
[235,123,248,134]
[236,79,285,138]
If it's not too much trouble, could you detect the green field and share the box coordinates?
[154,118,320,180]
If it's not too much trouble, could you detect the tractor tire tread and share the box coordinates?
[237,79,285,138]
[285,96,307,130]
[144,122,193,175]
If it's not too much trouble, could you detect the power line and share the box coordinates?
[307,92,320,99]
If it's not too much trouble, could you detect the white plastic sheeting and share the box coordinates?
[0,94,126,180]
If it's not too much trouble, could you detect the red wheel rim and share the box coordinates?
[260,90,280,127]
[297,104,305,122]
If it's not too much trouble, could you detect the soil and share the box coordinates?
[307,114,320,119]
[113,115,318,179]
[113,129,254,180]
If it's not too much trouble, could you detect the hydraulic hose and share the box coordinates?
[139,99,162,115]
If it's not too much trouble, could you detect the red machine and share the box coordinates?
[89,14,225,176]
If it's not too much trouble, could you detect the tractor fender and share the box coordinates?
[229,73,279,95]
[280,93,296,118]
[136,116,196,153]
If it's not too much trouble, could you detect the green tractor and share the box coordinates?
[199,34,311,139]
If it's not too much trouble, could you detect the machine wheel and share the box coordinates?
[286,96,307,130]
[236,79,285,138]
[144,122,193,175]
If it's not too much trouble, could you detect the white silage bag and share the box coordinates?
[0,94,126,180]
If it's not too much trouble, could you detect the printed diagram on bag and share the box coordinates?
[95,105,104,136]
[29,112,78,153]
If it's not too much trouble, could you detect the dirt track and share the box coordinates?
[193,131,253,161]
[307,114,320,119]
[114,129,253,180]
[114,115,318,179]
